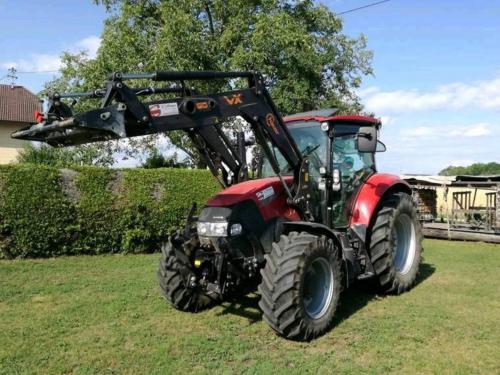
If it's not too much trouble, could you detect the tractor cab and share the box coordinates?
[260,109,385,227]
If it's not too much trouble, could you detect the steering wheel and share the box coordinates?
[279,144,322,174]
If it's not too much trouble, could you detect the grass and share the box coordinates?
[0,239,499,375]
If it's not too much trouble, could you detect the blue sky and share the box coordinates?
[1,0,499,173]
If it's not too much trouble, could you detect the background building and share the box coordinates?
[0,84,41,164]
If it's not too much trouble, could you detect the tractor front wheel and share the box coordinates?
[258,232,342,341]
[368,192,423,294]
[158,234,218,312]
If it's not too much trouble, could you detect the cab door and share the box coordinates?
[331,124,376,228]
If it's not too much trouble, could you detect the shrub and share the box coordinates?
[16,143,114,167]
[0,165,219,258]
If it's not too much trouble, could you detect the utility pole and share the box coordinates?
[7,67,18,88]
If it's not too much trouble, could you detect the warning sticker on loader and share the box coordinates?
[149,103,179,117]
[256,186,275,201]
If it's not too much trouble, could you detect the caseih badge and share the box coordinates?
[149,102,179,117]
[256,186,275,201]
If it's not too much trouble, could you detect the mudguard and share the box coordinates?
[349,173,411,239]
[282,221,343,248]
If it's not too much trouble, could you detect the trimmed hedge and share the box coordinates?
[0,164,220,258]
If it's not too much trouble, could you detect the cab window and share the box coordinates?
[333,125,375,178]
[260,121,327,177]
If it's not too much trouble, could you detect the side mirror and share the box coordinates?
[357,126,377,153]
[376,140,386,152]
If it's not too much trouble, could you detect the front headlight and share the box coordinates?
[230,223,243,236]
[197,221,228,237]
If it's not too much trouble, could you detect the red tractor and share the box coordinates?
[13,71,422,340]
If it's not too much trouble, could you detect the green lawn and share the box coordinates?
[1,240,499,374]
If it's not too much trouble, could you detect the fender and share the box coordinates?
[282,221,343,250]
[282,221,362,286]
[349,173,411,241]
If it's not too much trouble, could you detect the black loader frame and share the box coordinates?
[13,71,313,216]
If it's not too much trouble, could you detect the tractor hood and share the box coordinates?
[206,176,299,222]
[207,177,290,207]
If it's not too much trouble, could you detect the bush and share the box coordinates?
[16,143,114,167]
[0,164,219,258]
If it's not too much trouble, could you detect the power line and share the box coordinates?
[338,0,392,15]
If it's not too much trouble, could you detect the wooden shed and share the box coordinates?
[402,174,500,243]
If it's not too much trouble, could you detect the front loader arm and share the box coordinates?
[12,71,311,218]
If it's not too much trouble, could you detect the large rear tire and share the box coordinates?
[258,232,342,341]
[157,234,218,312]
[367,192,423,294]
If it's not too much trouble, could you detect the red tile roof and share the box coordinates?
[0,84,42,124]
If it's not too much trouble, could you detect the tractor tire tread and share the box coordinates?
[367,192,423,294]
[258,231,342,341]
[158,234,218,312]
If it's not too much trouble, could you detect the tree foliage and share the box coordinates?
[438,162,500,176]
[141,149,191,169]
[45,0,373,164]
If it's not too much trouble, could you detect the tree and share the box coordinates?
[141,149,191,169]
[45,0,373,166]
[438,162,500,176]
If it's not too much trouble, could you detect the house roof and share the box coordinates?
[0,84,42,124]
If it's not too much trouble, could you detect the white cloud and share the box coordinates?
[447,123,492,138]
[379,115,394,125]
[357,86,379,97]
[1,54,62,72]
[75,36,101,59]
[403,123,493,139]
[1,35,101,73]
[361,77,500,114]
[405,126,436,137]
[461,123,491,137]
[448,159,475,167]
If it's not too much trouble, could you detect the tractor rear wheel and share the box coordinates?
[367,192,423,294]
[157,234,218,312]
[258,232,342,341]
